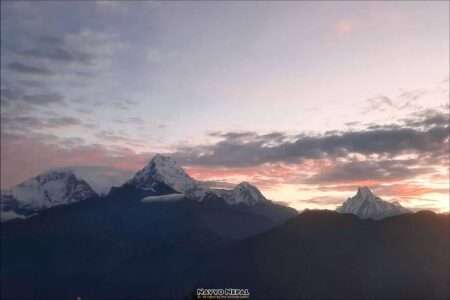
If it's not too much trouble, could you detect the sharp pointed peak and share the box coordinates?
[130,154,197,193]
[147,154,178,167]
[40,168,76,177]
[20,169,79,187]
[3,168,97,217]
[337,186,411,220]
[230,181,268,205]
[151,153,174,161]
[145,154,185,173]
[355,186,376,199]
[357,186,372,193]
[236,181,256,189]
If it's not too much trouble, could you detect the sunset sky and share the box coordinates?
[1,1,449,212]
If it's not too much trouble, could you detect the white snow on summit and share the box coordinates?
[129,154,202,193]
[214,182,269,206]
[132,154,269,206]
[1,170,97,222]
[10,170,97,210]
[59,166,133,195]
[336,186,411,220]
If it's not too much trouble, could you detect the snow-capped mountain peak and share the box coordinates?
[336,186,410,220]
[212,181,269,206]
[1,170,97,222]
[57,166,133,195]
[128,154,269,206]
[128,154,199,193]
[232,181,268,205]
[356,186,374,200]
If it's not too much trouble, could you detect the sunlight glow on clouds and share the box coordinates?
[1,1,448,212]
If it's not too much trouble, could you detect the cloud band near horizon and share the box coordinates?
[1,106,448,211]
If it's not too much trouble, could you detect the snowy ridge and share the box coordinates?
[1,170,97,222]
[0,155,274,222]
[131,154,269,206]
[58,166,133,195]
[213,182,269,206]
[129,154,204,193]
[336,187,410,220]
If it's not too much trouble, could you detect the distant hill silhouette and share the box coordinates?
[194,210,449,299]
[1,163,447,300]
[2,200,448,299]
[1,184,296,299]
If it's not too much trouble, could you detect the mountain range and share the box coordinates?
[194,210,449,299]
[0,170,98,222]
[0,155,281,221]
[1,154,412,222]
[1,155,447,299]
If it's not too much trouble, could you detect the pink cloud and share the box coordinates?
[373,184,449,199]
[2,134,447,213]
[185,163,308,189]
[0,133,152,188]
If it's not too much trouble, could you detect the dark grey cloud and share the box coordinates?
[16,79,45,88]
[1,82,65,106]
[399,89,427,102]
[364,89,427,113]
[304,160,436,184]
[17,41,94,65]
[365,123,402,130]
[59,137,86,148]
[128,117,144,124]
[1,116,45,131]
[8,62,53,76]
[366,96,394,112]
[1,86,24,102]
[344,121,360,127]
[124,99,138,105]
[12,33,113,67]
[169,108,448,187]
[209,131,257,140]
[22,92,65,105]
[2,115,83,134]
[1,82,66,123]
[402,109,449,128]
[46,117,82,128]
[111,101,130,110]
[76,107,93,115]
[82,123,98,130]
[4,30,123,91]
[1,86,25,108]
[208,131,289,146]
[174,109,449,168]
[110,99,139,111]
[175,126,448,167]
[94,130,144,147]
[38,35,63,45]
[19,48,92,65]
